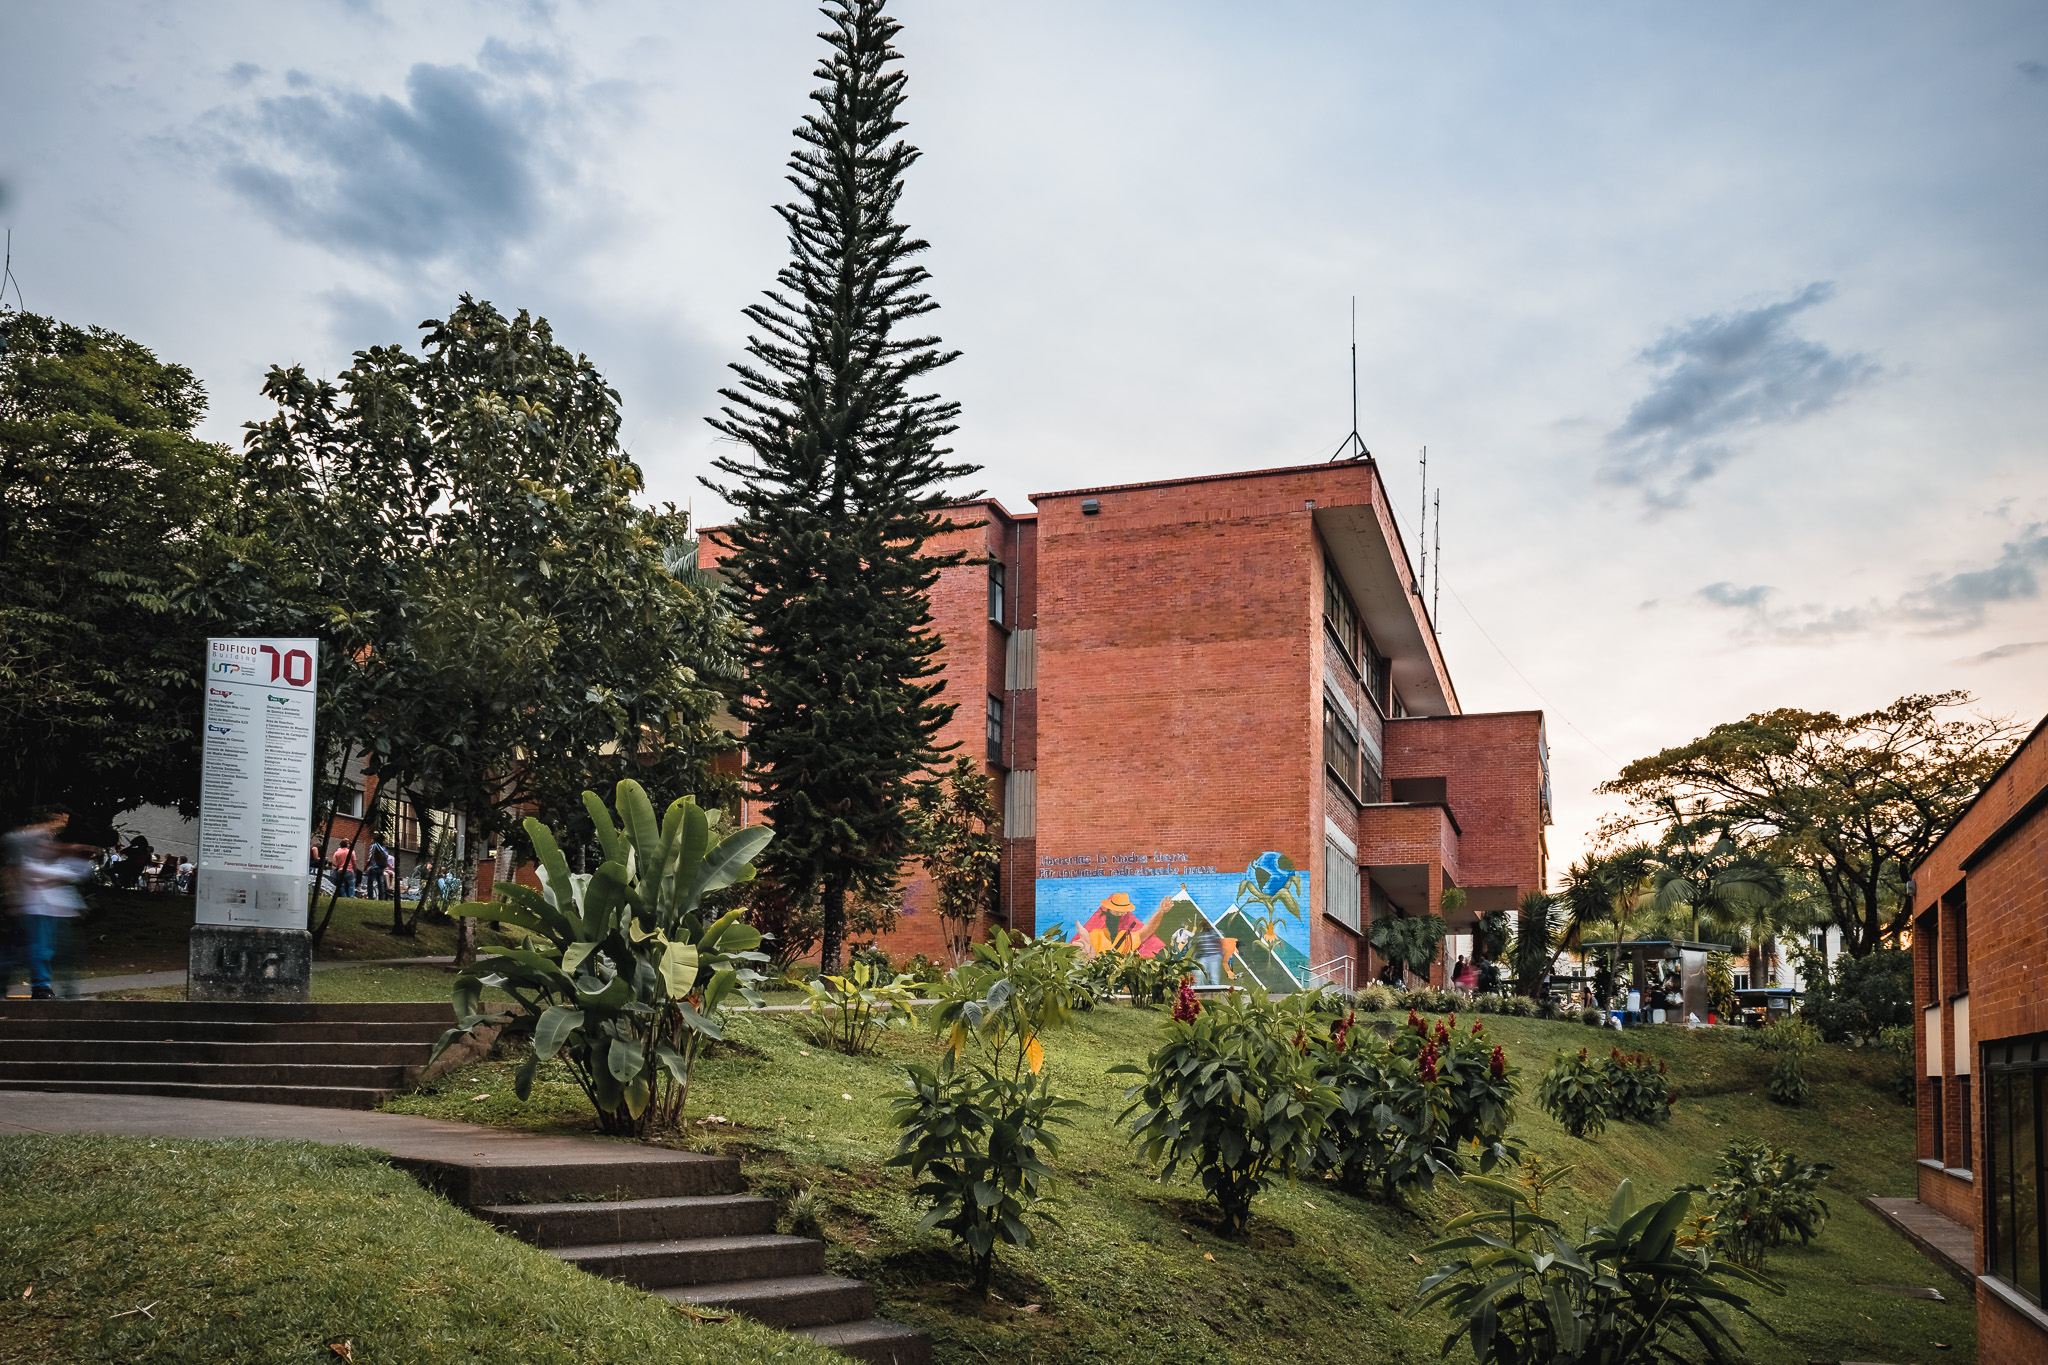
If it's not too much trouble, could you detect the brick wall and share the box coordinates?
[1381,712,1546,898]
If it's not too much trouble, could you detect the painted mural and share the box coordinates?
[1035,852,1310,994]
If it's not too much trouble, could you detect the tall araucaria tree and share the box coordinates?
[706,0,977,975]
[708,2,978,982]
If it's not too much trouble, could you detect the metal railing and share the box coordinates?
[1306,956,1355,993]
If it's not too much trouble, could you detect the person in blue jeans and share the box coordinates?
[4,806,90,999]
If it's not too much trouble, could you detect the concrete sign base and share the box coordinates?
[188,924,312,1003]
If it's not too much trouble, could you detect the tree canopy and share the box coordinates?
[0,311,236,833]
[242,296,739,860]
[705,0,977,973]
[1599,692,2021,957]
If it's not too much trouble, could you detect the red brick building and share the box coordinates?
[709,457,1550,985]
[1910,712,2048,1357]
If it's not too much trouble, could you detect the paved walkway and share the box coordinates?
[0,1089,668,1168]
[5,956,458,998]
[1865,1195,1976,1286]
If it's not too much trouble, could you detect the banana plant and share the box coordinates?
[429,778,772,1136]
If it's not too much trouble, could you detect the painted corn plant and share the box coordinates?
[430,779,771,1136]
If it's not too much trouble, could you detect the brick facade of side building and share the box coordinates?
[706,458,1550,989]
[1909,712,2048,1358]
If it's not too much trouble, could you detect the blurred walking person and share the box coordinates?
[4,806,92,999]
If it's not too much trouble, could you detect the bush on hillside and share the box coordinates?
[1602,1049,1673,1124]
[1754,1016,1818,1106]
[1682,1139,1832,1270]
[1114,989,1339,1236]
[1538,1048,1610,1139]
[1417,1177,1776,1364]
[1315,1010,1519,1203]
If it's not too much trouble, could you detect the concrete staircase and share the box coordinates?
[0,1010,931,1363]
[0,1000,451,1108]
[456,1153,928,1364]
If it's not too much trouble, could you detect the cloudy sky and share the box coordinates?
[5,1,2045,875]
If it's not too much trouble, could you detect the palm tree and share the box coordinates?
[1643,798,1784,946]
[1558,845,1658,952]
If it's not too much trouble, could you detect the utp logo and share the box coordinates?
[211,661,249,676]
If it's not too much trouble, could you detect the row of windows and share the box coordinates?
[1324,558,1392,714]
[1986,1044,2044,1303]
[1322,693,1382,804]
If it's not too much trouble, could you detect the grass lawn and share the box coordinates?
[65,892,488,980]
[388,1004,1976,1365]
[0,1134,835,1365]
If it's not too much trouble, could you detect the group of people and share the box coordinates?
[312,835,392,900]
[102,835,192,893]
[2,806,94,999]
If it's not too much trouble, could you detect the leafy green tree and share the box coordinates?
[1601,693,2022,957]
[0,312,239,832]
[704,0,977,974]
[915,757,1001,963]
[242,298,739,927]
[1512,891,1558,997]
[1642,799,1784,944]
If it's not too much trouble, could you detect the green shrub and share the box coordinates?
[889,1057,1077,1295]
[1372,912,1447,981]
[1602,1049,1673,1124]
[1577,1006,1605,1026]
[1878,1022,1916,1104]
[1474,993,1501,1014]
[1754,1016,1818,1106]
[434,780,770,1136]
[801,959,920,1055]
[1113,943,1198,1007]
[1799,947,1911,1045]
[1316,1010,1519,1203]
[929,929,1081,1081]
[1355,981,1399,1013]
[1537,1048,1610,1139]
[1683,1139,1833,1269]
[1704,950,1738,1020]
[1416,1177,1775,1364]
[1113,989,1339,1236]
[1503,994,1539,1019]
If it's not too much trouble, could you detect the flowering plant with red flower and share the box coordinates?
[1490,1044,1507,1080]
[1171,976,1201,1022]
[1419,1041,1440,1083]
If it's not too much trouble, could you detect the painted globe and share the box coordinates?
[1249,851,1293,896]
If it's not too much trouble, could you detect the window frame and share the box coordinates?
[1984,1034,2048,1304]
[986,693,1005,765]
[989,560,1007,625]
[1324,558,1392,715]
[1323,692,1362,802]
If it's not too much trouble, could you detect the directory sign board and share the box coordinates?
[196,638,319,930]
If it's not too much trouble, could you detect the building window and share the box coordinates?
[987,694,1004,763]
[1985,1035,2047,1303]
[1324,838,1361,931]
[1323,694,1360,797]
[989,561,1006,625]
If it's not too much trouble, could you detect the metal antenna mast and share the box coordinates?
[1416,446,1427,598]
[1432,488,1441,626]
[1330,297,1370,461]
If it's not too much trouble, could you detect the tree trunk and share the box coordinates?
[1747,944,1763,986]
[455,914,476,968]
[820,879,847,976]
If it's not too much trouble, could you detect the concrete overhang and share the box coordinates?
[1313,503,1456,716]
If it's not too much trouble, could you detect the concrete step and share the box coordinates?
[10,1039,436,1066]
[0,1060,419,1088]
[0,1078,395,1108]
[478,1193,776,1248]
[552,1233,824,1289]
[0,1000,453,1023]
[793,1317,932,1365]
[663,1273,875,1329]
[0,1017,451,1044]
[393,1152,745,1207]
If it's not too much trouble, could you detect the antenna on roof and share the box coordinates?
[0,230,22,315]
[1415,446,1427,597]
[1432,487,1441,628]
[1329,297,1371,461]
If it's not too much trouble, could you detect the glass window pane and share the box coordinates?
[1991,1071,2009,1280]
[2017,1072,2039,1299]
